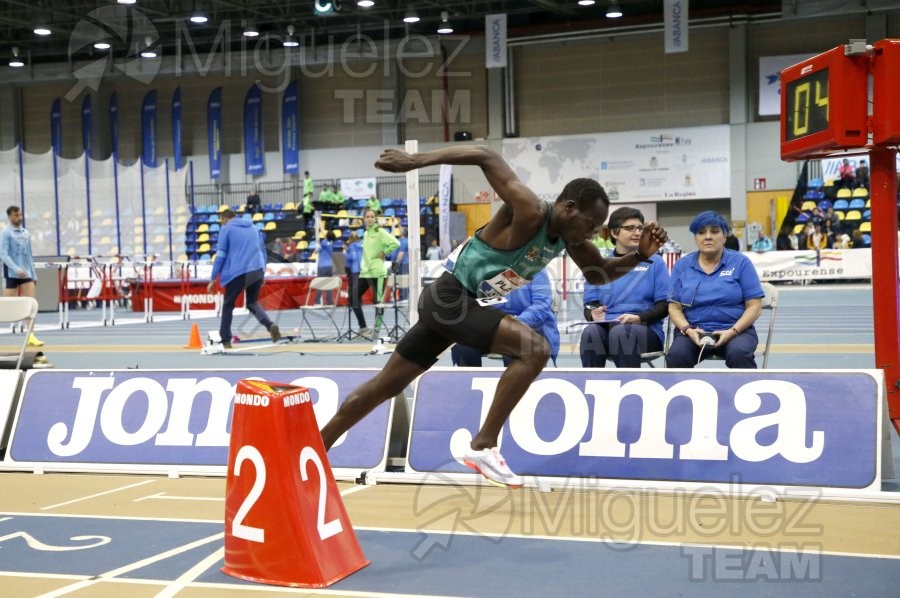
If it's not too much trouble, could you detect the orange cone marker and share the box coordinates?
[184,323,203,349]
[222,379,370,588]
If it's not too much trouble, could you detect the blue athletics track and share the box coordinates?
[1,283,898,597]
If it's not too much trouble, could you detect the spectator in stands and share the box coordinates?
[839,158,855,189]
[317,186,335,209]
[855,159,870,189]
[245,189,262,214]
[579,207,670,369]
[331,186,346,207]
[366,194,382,214]
[591,225,615,252]
[281,238,297,261]
[825,206,840,231]
[1,205,43,346]
[349,209,399,338]
[314,230,336,304]
[806,223,827,250]
[666,211,764,369]
[452,269,559,367]
[344,230,363,333]
[724,228,741,251]
[207,209,280,349]
[271,237,285,256]
[852,229,870,248]
[776,224,793,251]
[751,235,773,252]
[833,230,852,249]
[302,171,314,209]
[299,187,314,226]
[425,238,443,260]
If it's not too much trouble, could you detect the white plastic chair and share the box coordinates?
[298,276,344,341]
[0,297,38,370]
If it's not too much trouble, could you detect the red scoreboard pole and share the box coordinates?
[869,148,900,434]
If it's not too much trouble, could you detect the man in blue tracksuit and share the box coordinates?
[451,269,559,367]
[207,209,280,349]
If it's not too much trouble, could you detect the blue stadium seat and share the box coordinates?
[848,198,866,210]
[862,233,871,245]
[863,209,871,221]
[833,199,849,211]
[809,178,824,189]
[795,212,810,223]
[817,200,832,212]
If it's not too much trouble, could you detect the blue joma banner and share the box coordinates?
[5,370,394,473]
[207,87,222,180]
[244,84,265,176]
[282,81,299,175]
[172,87,183,170]
[81,95,92,156]
[109,93,119,160]
[50,99,62,156]
[141,90,158,167]
[408,369,882,489]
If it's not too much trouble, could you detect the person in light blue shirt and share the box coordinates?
[389,227,409,300]
[667,211,764,368]
[451,269,559,366]
[1,205,43,346]
[579,207,670,368]
[314,230,335,305]
[207,209,280,348]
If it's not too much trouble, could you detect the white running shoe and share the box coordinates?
[463,447,523,488]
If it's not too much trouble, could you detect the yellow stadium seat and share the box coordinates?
[834,211,844,220]
[801,201,816,211]
[252,212,264,222]
[844,210,862,221]
[296,241,309,250]
[865,199,871,208]
[859,221,871,233]
[217,204,230,213]
[197,233,210,243]
[336,210,349,218]
[196,223,209,233]
[293,230,307,240]
[175,205,188,215]
[264,221,277,231]
[198,243,211,253]
[792,224,804,234]
[134,217,144,225]
[177,253,188,262]
[851,187,868,198]
[153,234,165,243]
[154,206,165,215]
[283,202,296,211]
[100,236,111,244]
[836,188,852,198]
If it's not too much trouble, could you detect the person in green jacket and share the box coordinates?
[349,208,399,338]
[365,195,382,214]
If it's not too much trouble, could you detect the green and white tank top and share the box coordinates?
[445,203,564,297]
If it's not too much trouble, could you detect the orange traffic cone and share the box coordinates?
[184,323,203,349]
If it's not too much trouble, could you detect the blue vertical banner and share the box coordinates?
[81,95,92,157]
[109,93,119,160]
[282,81,299,175]
[142,90,158,167]
[172,87,183,170]
[243,84,265,176]
[207,87,222,180]
[50,99,62,156]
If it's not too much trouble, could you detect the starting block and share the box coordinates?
[222,379,370,587]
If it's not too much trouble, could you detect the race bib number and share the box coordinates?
[478,269,528,298]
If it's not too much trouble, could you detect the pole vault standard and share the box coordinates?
[405,139,421,327]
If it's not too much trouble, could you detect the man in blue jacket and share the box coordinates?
[207,210,280,349]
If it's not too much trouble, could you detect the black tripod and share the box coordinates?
[337,271,364,342]
[382,271,409,343]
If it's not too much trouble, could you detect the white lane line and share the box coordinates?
[341,484,374,497]
[33,531,224,598]
[41,480,157,511]
[133,492,224,503]
[153,546,224,598]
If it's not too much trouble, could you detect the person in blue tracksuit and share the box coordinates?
[1,205,43,346]
[666,211,764,368]
[207,209,280,348]
[451,269,559,367]
[579,207,671,368]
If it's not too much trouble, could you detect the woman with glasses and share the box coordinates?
[667,211,764,368]
[579,207,671,368]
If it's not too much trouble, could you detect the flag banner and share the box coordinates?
[485,14,507,68]
[208,87,222,180]
[141,90,158,167]
[109,93,119,160]
[244,84,265,176]
[282,81,300,175]
[81,95,92,156]
[172,87,183,170]
[664,0,689,54]
[50,99,62,156]
[438,164,452,257]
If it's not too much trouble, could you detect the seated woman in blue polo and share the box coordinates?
[667,211,764,369]
[579,206,671,368]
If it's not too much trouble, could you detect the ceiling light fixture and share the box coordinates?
[243,22,260,37]
[577,0,596,6]
[283,24,300,47]
[357,0,375,7]
[403,6,419,24]
[117,0,137,4]
[189,11,208,24]
[94,41,111,50]
[140,36,157,58]
[437,10,453,34]
[606,0,623,18]
[9,47,24,68]
[34,25,52,36]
